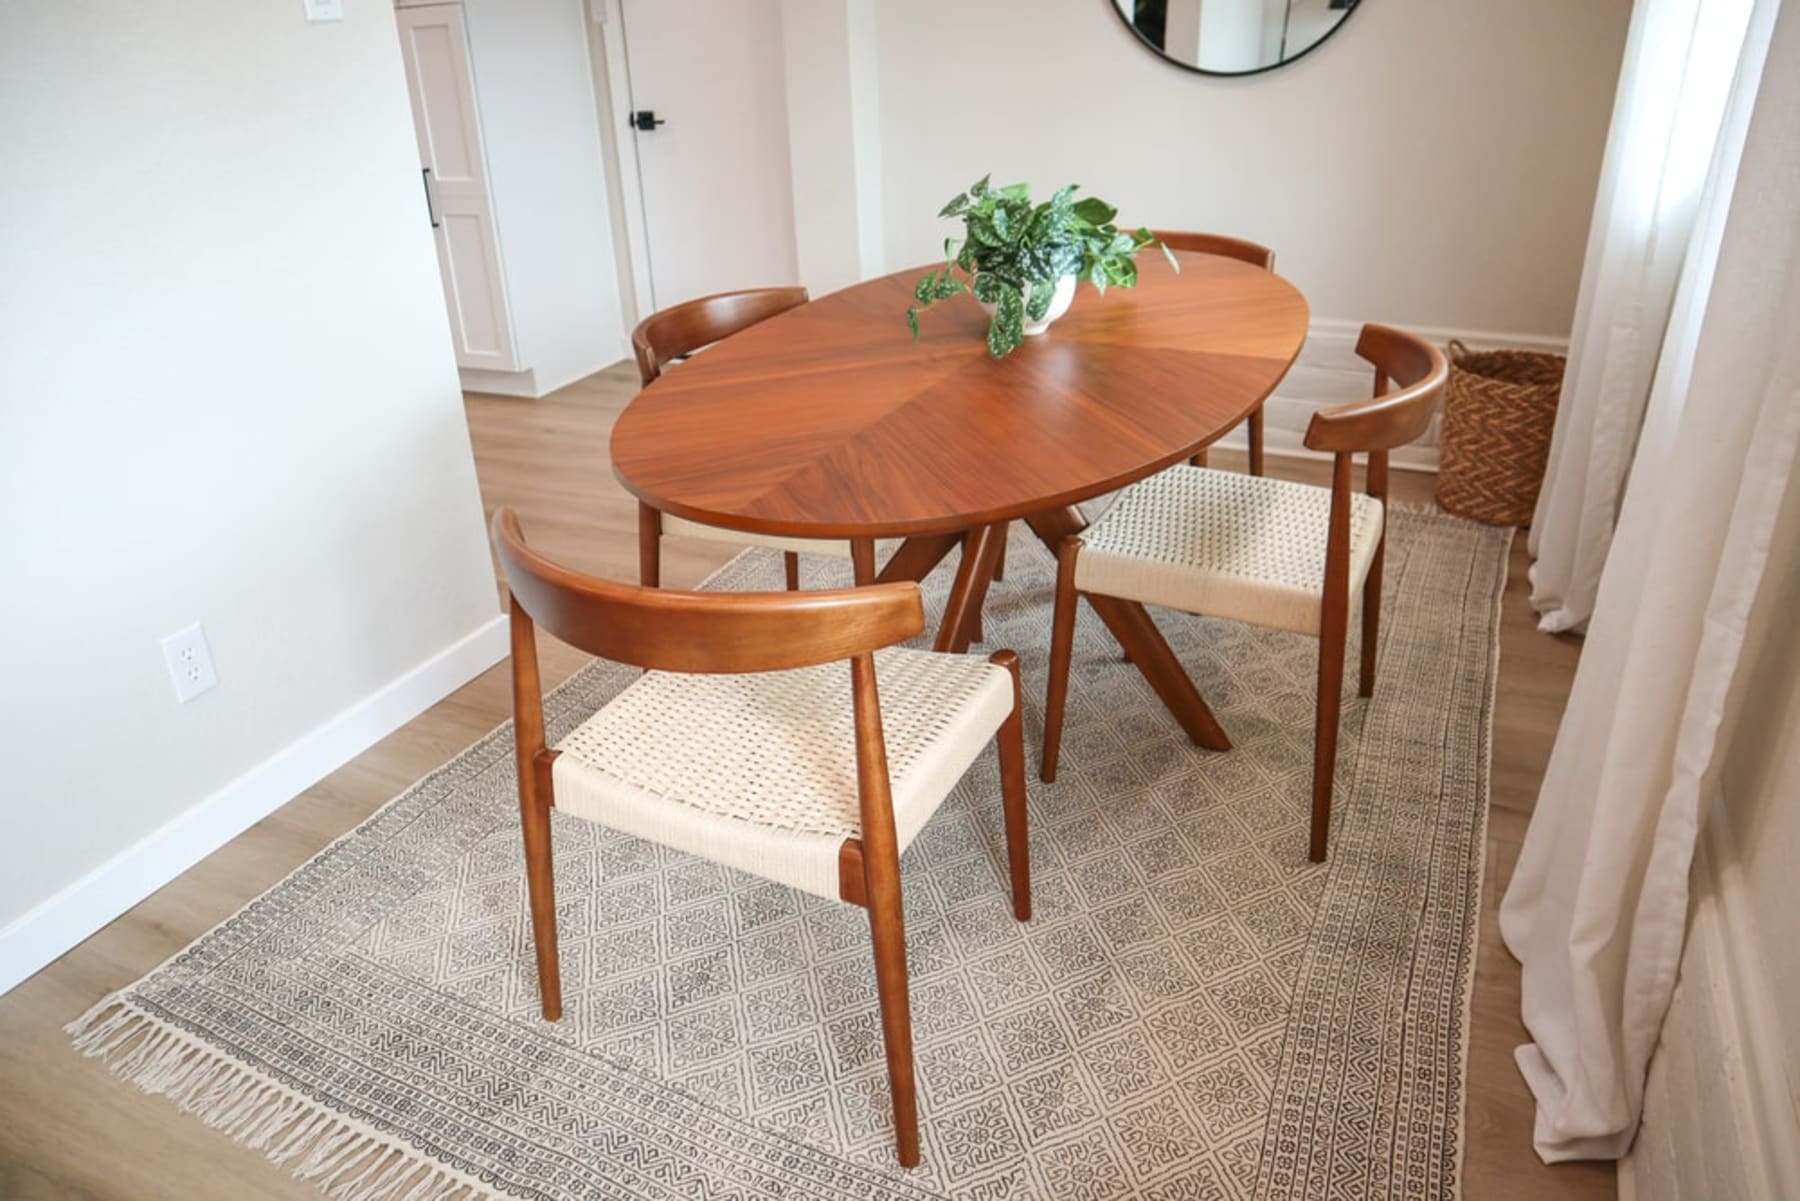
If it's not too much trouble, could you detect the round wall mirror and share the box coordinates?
[1110,0,1362,76]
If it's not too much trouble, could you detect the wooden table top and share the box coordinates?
[610,251,1310,539]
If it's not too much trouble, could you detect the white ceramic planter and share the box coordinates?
[1023,274,1077,334]
[979,274,1078,335]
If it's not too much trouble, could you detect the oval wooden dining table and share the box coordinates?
[612,251,1309,750]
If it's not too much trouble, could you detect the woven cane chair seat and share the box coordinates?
[553,647,1012,899]
[1076,465,1385,636]
[660,513,853,559]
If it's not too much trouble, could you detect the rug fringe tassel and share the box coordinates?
[67,998,500,1201]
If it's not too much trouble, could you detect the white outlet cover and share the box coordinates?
[303,0,344,22]
[161,623,219,704]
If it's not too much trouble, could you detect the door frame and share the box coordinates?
[582,0,656,325]
[396,0,522,373]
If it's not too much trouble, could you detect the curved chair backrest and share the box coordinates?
[631,287,810,385]
[1150,230,1276,272]
[1304,324,1448,454]
[492,508,920,674]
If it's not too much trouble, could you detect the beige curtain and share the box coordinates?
[1527,0,1758,634]
[1499,0,1795,1162]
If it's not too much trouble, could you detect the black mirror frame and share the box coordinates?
[1105,0,1364,79]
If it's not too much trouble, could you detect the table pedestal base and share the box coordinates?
[880,506,1232,752]
[639,500,1230,753]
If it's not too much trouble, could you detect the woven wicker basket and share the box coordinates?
[1434,339,1566,526]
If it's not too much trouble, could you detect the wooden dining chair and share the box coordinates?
[1152,230,1278,475]
[633,287,876,591]
[492,508,1031,1168]
[1040,324,1447,862]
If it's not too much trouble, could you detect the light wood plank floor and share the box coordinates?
[0,363,1612,1200]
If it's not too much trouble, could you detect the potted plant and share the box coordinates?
[906,176,1176,358]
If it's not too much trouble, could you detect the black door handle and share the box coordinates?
[630,109,666,132]
[421,167,439,229]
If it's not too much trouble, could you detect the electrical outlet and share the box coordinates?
[161,623,218,704]
[302,0,343,22]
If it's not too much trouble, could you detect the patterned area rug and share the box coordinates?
[71,510,1508,1200]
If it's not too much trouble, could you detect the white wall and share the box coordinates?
[781,0,885,297]
[1283,0,1351,64]
[872,0,1629,338]
[1625,469,1800,1200]
[0,0,503,989]
[462,0,626,396]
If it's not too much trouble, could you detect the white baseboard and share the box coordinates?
[459,366,541,398]
[529,350,629,399]
[460,347,627,400]
[0,616,510,997]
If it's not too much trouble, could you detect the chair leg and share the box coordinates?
[1248,407,1266,476]
[1041,537,1081,783]
[1359,548,1384,698]
[866,855,920,1167]
[784,552,801,591]
[521,755,563,1020]
[972,529,989,642]
[989,650,1032,921]
[1310,617,1348,864]
[637,502,661,589]
[991,522,1008,582]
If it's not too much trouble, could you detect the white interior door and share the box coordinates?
[619,0,799,310]
[396,2,518,371]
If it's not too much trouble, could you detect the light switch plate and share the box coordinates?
[303,0,344,22]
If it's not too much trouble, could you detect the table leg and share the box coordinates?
[934,523,1005,653]
[875,533,961,584]
[1023,505,1231,751]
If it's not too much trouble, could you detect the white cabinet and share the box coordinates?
[396,2,517,372]
[395,0,627,397]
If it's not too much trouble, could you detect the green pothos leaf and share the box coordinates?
[918,176,1155,351]
[967,214,1004,248]
[907,307,921,340]
[1048,244,1083,278]
[969,272,1003,304]
[1072,196,1117,225]
[986,288,1025,358]
[1161,239,1182,273]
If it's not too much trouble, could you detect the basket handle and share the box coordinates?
[1447,338,1471,362]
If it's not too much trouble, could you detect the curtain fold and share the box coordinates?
[1527,0,1755,634]
[1499,0,1795,1163]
